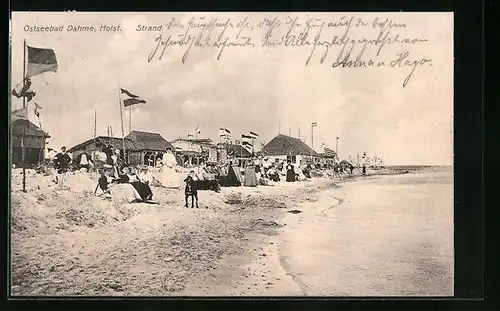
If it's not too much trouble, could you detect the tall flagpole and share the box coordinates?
[117,86,125,160]
[311,123,314,149]
[129,106,131,134]
[93,108,97,147]
[22,39,27,192]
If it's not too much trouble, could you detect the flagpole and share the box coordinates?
[117,86,125,160]
[36,107,46,167]
[22,39,27,192]
[311,123,314,150]
[129,106,131,134]
[94,108,97,147]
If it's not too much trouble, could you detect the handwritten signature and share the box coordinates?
[147,16,433,87]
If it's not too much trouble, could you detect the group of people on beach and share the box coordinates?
[257,158,314,183]
[48,142,368,207]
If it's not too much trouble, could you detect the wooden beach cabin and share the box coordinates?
[11,119,50,167]
[124,131,175,166]
[261,134,319,165]
[67,131,174,166]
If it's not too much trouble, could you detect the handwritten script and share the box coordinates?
[147,15,433,87]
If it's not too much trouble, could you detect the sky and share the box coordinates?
[10,12,454,165]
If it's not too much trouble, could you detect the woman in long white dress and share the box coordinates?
[158,148,180,188]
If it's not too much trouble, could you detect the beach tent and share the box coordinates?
[227,165,243,186]
[244,165,258,187]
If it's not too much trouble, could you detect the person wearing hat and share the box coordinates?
[53,146,72,188]
[119,166,153,201]
[102,144,114,166]
[138,165,153,185]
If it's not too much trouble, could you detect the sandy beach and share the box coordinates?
[10,167,453,296]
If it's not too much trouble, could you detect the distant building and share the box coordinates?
[261,134,318,165]
[125,131,175,166]
[170,138,218,166]
[11,119,50,167]
[67,130,174,166]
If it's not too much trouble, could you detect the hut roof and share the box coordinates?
[67,136,136,153]
[261,134,318,156]
[125,131,174,151]
[11,119,50,138]
[226,144,253,158]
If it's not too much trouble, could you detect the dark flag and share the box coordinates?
[25,91,36,102]
[34,102,42,118]
[11,78,32,98]
[241,134,253,140]
[26,45,58,77]
[120,88,146,107]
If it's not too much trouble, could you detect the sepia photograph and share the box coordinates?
[9,12,454,296]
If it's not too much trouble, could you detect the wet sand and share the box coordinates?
[232,169,454,296]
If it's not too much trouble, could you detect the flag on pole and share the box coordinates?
[219,128,231,136]
[34,102,42,118]
[11,78,32,98]
[324,147,336,157]
[12,107,29,121]
[25,91,36,102]
[249,131,258,139]
[241,133,253,140]
[26,45,58,77]
[242,141,252,152]
[120,88,146,107]
[195,126,201,135]
[312,122,318,127]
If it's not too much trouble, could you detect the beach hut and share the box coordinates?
[11,119,50,167]
[261,134,318,166]
[125,131,174,166]
[67,131,173,166]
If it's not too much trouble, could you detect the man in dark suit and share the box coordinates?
[53,146,72,188]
